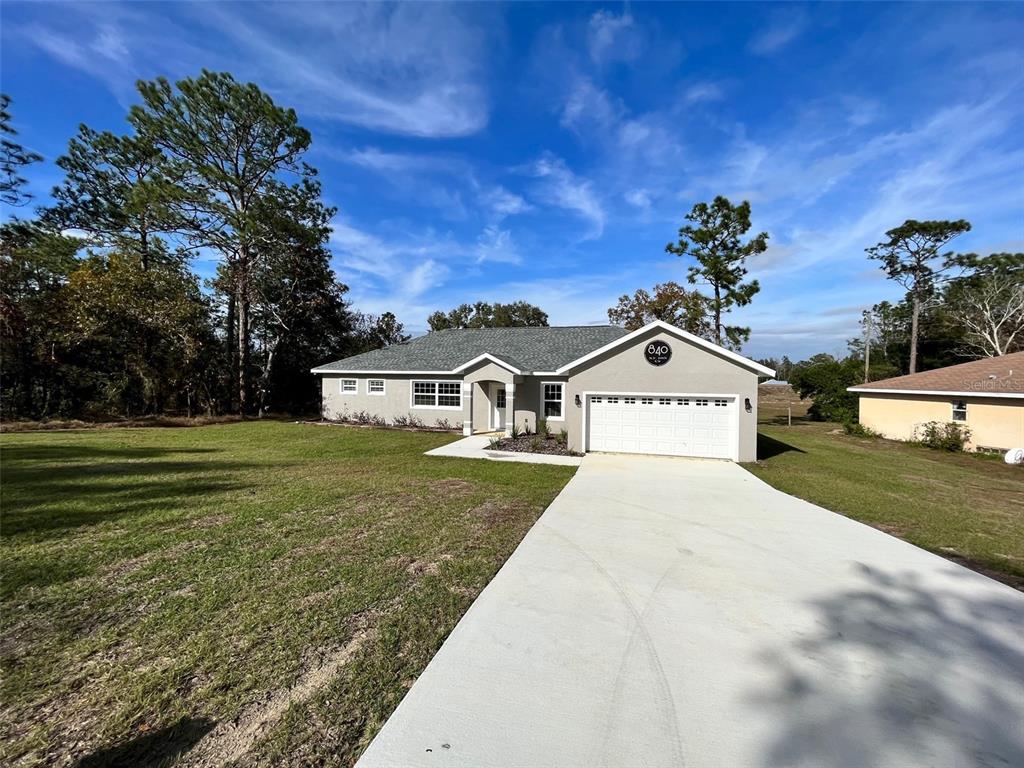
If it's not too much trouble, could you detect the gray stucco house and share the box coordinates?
[312,320,774,461]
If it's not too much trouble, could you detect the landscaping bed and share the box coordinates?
[490,431,581,456]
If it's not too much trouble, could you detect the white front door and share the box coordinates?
[587,394,738,459]
[490,384,507,431]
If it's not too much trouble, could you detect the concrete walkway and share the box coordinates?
[425,434,583,466]
[357,454,1024,768]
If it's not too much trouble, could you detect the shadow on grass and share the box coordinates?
[751,563,1024,767]
[74,716,215,768]
[757,432,806,459]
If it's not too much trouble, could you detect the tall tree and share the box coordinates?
[0,95,42,207]
[607,281,712,335]
[352,311,409,353]
[248,181,355,415]
[866,219,971,373]
[128,71,318,414]
[942,252,1024,358]
[46,126,178,268]
[427,301,549,331]
[665,196,767,350]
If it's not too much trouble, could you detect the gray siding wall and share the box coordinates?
[320,374,467,428]
[563,327,760,460]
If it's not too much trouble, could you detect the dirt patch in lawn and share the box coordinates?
[178,627,376,768]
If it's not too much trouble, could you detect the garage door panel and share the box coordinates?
[588,394,736,460]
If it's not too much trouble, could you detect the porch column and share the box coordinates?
[505,383,515,437]
[462,382,473,436]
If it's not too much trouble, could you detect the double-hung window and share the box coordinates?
[412,381,462,409]
[542,382,564,420]
[367,379,385,395]
[341,379,357,394]
[951,400,967,422]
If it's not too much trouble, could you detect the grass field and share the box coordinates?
[0,422,576,767]
[747,421,1024,590]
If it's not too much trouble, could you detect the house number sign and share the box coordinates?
[645,341,672,366]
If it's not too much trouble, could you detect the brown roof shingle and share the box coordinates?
[851,352,1024,396]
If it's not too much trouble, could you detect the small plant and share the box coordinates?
[843,420,881,438]
[435,418,452,430]
[537,418,550,438]
[392,414,409,427]
[529,435,543,452]
[509,422,521,439]
[406,414,424,428]
[915,421,971,452]
[488,435,503,449]
[556,428,568,446]
[370,414,386,427]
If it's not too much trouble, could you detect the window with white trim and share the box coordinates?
[951,400,967,421]
[542,382,564,420]
[641,397,654,405]
[714,399,728,407]
[412,381,462,409]
[367,379,385,395]
[341,379,357,394]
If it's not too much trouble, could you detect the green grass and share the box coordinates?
[747,422,1024,590]
[0,422,576,767]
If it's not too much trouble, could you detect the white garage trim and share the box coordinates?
[581,391,741,461]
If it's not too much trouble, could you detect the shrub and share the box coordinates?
[509,422,521,439]
[556,428,568,446]
[369,414,386,427]
[435,418,453,430]
[406,414,424,428]
[915,421,971,452]
[392,414,409,427]
[537,418,550,438]
[488,435,503,449]
[529,435,542,452]
[843,420,881,438]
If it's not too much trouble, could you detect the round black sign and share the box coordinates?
[645,340,672,366]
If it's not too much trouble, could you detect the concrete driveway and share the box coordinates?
[357,454,1024,768]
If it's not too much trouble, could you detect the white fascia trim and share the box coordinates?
[554,320,776,377]
[848,387,1024,399]
[451,353,523,375]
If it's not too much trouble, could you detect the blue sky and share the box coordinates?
[2,2,1022,359]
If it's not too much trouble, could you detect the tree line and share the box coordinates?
[0,76,408,421]
[787,221,1022,422]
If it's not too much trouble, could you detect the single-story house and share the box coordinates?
[311,320,774,461]
[848,352,1024,452]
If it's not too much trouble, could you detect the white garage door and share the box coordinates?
[586,394,738,459]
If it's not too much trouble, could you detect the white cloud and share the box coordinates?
[625,189,652,209]
[474,226,521,264]
[480,185,532,221]
[749,11,808,56]
[587,10,641,65]
[683,81,725,105]
[529,154,606,239]
[17,2,492,138]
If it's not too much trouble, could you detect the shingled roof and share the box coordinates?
[312,326,630,374]
[849,352,1024,397]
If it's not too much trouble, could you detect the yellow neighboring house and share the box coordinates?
[848,352,1024,452]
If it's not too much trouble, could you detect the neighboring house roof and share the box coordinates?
[311,325,629,374]
[848,352,1024,399]
[760,379,790,386]
[313,320,775,377]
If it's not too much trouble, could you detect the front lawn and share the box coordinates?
[0,422,576,767]
[747,422,1024,590]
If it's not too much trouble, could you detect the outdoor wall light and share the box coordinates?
[744,398,752,413]
[575,394,582,407]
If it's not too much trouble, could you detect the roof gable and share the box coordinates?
[554,320,776,377]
